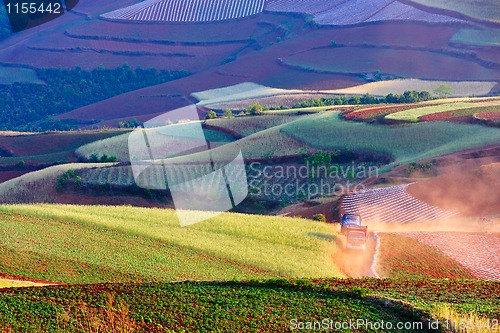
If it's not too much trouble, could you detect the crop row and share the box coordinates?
[103,0,265,22]
[405,232,500,280]
[266,0,461,25]
[341,184,457,223]
[386,100,500,122]
[474,111,500,122]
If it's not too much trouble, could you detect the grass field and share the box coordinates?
[451,27,500,47]
[0,163,114,204]
[329,79,497,97]
[76,124,235,161]
[192,82,303,106]
[280,111,500,168]
[0,205,340,283]
[385,99,500,122]
[408,0,500,23]
[0,67,44,85]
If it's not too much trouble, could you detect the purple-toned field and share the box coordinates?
[102,0,266,22]
[266,0,463,25]
[282,46,500,81]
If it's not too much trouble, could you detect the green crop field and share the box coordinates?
[77,123,234,162]
[0,205,340,283]
[0,279,498,332]
[281,111,500,168]
[451,27,500,47]
[385,99,500,122]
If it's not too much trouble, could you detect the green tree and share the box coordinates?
[223,108,233,118]
[433,84,453,99]
[247,102,263,115]
[205,110,217,120]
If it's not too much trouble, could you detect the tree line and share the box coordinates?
[0,64,189,131]
[285,90,434,110]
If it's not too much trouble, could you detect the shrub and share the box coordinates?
[312,214,326,222]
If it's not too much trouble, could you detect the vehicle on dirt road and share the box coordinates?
[340,214,367,251]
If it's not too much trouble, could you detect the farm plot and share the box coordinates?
[451,27,500,47]
[420,105,500,123]
[266,0,462,25]
[192,82,303,106]
[0,163,114,204]
[102,0,266,22]
[406,0,500,23]
[161,125,314,165]
[385,99,500,122]
[281,47,500,81]
[405,232,500,280]
[77,123,235,162]
[474,111,500,123]
[340,184,457,224]
[205,114,306,137]
[0,130,124,158]
[0,67,44,85]
[65,17,260,44]
[281,111,500,167]
[0,204,341,279]
[78,166,135,187]
[330,79,497,97]
[343,104,420,120]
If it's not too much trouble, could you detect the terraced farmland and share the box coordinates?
[340,184,457,224]
[281,47,500,81]
[385,99,500,122]
[407,0,500,23]
[102,0,266,22]
[405,232,500,280]
[281,112,500,167]
[266,0,462,25]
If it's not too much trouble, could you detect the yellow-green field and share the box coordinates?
[0,205,340,284]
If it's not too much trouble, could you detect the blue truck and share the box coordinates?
[340,214,367,250]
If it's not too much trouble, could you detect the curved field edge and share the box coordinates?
[0,205,341,282]
[376,233,474,279]
[385,100,500,122]
[280,111,500,169]
[0,279,498,332]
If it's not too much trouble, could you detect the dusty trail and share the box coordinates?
[333,232,379,278]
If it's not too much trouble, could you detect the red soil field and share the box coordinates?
[283,46,500,81]
[0,131,124,156]
[474,111,500,121]
[405,232,500,280]
[65,15,267,43]
[343,104,419,120]
[0,171,30,183]
[293,23,460,50]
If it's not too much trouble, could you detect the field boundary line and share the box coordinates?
[371,232,380,278]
